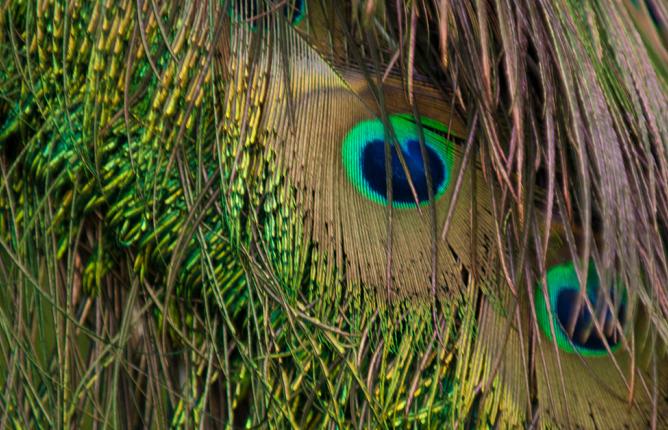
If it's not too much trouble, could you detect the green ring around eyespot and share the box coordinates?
[535,261,623,357]
[341,115,455,209]
[290,0,306,25]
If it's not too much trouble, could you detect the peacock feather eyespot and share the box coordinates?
[535,261,628,356]
[341,114,455,208]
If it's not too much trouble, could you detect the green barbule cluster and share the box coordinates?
[0,1,245,299]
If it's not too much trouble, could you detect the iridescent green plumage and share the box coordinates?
[0,0,667,428]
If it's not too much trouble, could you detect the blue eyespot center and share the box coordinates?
[554,287,627,351]
[361,139,446,204]
[342,115,454,208]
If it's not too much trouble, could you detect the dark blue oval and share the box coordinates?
[361,139,446,205]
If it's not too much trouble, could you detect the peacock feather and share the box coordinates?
[0,0,667,428]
